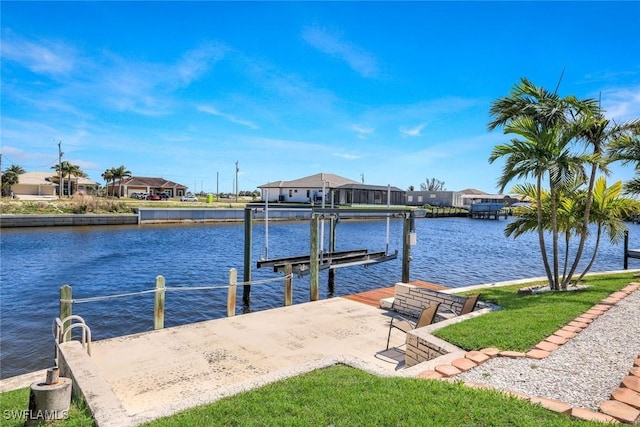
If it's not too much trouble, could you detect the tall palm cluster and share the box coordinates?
[101,165,131,197]
[1,165,26,193]
[51,161,88,197]
[489,78,640,290]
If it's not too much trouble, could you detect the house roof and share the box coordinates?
[461,194,516,200]
[18,172,98,186]
[259,173,360,189]
[459,188,489,195]
[116,176,187,188]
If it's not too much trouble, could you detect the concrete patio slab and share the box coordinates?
[59,297,411,426]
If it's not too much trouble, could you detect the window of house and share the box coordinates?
[306,190,310,197]
[289,189,293,197]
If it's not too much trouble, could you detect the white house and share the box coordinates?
[259,173,358,204]
[258,173,406,206]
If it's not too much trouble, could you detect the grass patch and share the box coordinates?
[433,272,635,351]
[0,386,93,426]
[142,365,604,426]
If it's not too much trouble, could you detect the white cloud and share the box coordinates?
[302,25,378,78]
[175,43,227,86]
[351,124,374,139]
[332,152,362,160]
[1,30,76,75]
[600,86,640,122]
[197,105,259,129]
[399,124,426,137]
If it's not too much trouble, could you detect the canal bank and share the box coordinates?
[0,209,286,228]
[0,206,378,227]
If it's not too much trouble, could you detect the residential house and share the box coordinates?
[406,190,464,207]
[258,173,406,206]
[11,172,99,197]
[459,188,520,209]
[109,176,188,198]
[458,188,521,216]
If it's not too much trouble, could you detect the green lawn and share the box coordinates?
[434,272,635,351]
[142,365,606,427]
[2,272,635,426]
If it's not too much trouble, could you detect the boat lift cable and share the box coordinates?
[386,184,391,255]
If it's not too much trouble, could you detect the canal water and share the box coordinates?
[1,217,639,378]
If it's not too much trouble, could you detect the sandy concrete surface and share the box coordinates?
[74,297,410,425]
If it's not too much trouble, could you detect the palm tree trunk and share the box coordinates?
[574,224,602,285]
[536,175,555,289]
[565,162,597,286]
[550,187,560,290]
[562,231,570,279]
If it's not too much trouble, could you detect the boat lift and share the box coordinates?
[242,206,417,304]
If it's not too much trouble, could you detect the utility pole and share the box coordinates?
[58,141,63,199]
[235,161,239,203]
[0,153,3,197]
[216,171,219,199]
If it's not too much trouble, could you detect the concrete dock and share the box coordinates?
[57,296,430,427]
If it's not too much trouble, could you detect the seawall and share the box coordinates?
[0,208,313,228]
[0,214,139,228]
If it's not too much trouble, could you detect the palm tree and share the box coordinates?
[421,178,446,191]
[488,78,591,290]
[67,164,87,196]
[51,161,71,197]
[573,177,640,283]
[609,127,640,195]
[2,164,26,195]
[562,109,640,283]
[101,168,114,197]
[112,165,131,198]
[508,177,639,285]
[51,161,86,196]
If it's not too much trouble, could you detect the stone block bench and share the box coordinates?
[381,282,473,319]
[380,282,495,367]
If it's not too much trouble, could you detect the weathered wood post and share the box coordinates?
[284,264,293,306]
[227,268,237,316]
[624,230,629,270]
[328,213,337,291]
[59,285,72,341]
[154,275,165,330]
[310,213,319,301]
[402,211,415,283]
[243,207,252,304]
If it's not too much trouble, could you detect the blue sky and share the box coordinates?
[2,2,639,194]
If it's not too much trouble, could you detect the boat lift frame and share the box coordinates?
[243,206,416,304]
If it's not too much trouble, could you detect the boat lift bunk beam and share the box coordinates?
[244,206,416,304]
[264,250,399,276]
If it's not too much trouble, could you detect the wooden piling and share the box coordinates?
[243,208,252,304]
[284,264,292,306]
[227,268,237,316]
[328,216,337,290]
[154,275,165,330]
[402,212,413,283]
[624,230,629,270]
[59,285,72,341]
[310,213,319,301]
